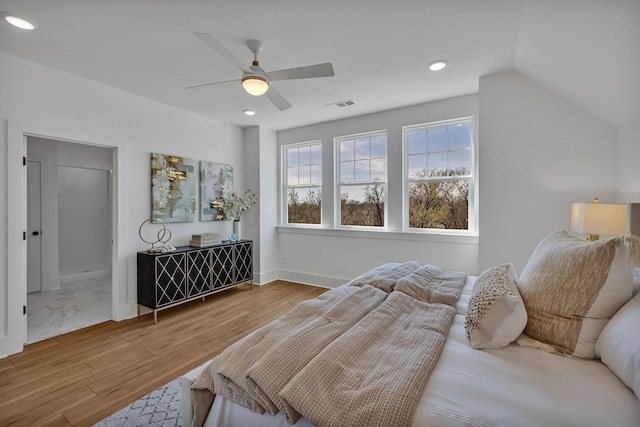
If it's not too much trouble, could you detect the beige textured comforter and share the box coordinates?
[191,263,466,427]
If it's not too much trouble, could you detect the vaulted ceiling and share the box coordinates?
[0,0,638,131]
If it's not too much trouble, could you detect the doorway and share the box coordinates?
[26,137,114,343]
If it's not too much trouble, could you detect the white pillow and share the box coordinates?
[465,263,527,349]
[596,292,640,400]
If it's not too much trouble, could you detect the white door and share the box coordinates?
[27,160,43,293]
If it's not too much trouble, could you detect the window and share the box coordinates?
[336,131,388,227]
[284,142,322,224]
[404,118,473,231]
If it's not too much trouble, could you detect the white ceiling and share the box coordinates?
[0,0,638,131]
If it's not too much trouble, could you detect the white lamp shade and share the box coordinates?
[570,202,626,236]
[242,76,269,96]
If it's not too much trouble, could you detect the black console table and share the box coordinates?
[137,240,252,323]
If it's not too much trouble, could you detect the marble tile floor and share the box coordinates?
[27,276,112,344]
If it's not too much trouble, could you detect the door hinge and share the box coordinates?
[23,231,26,241]
[23,156,26,166]
[23,305,26,315]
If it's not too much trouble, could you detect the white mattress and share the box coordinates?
[186,277,640,427]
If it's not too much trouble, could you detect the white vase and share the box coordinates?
[232,220,241,240]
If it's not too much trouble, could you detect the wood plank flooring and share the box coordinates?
[0,280,327,427]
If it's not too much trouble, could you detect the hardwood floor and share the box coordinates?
[0,280,327,427]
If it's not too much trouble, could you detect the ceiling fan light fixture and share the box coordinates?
[1,12,37,30]
[428,59,448,71]
[242,75,269,96]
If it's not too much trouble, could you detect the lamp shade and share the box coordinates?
[242,76,269,96]
[570,202,626,236]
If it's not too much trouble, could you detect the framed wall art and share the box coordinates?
[151,153,197,222]
[200,161,233,221]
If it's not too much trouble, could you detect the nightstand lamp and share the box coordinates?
[571,198,627,241]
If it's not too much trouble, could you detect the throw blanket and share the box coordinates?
[191,262,466,427]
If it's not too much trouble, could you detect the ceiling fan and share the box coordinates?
[186,32,335,111]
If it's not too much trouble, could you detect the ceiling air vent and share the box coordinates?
[326,99,355,108]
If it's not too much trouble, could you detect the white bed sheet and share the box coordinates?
[199,277,640,427]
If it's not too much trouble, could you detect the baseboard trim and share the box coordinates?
[277,269,345,289]
[253,269,278,285]
[60,269,111,284]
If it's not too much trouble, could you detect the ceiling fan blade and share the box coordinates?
[265,87,292,111]
[185,79,239,90]
[193,32,250,73]
[267,63,335,81]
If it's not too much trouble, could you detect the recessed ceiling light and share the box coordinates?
[1,13,38,30]
[243,109,256,116]
[428,59,448,71]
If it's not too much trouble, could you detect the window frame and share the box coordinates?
[402,117,477,235]
[334,130,388,230]
[281,140,323,227]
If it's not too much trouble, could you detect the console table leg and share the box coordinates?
[154,310,158,324]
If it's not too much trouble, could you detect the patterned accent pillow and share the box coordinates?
[465,263,527,349]
[517,230,637,359]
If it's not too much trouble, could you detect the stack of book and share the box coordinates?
[189,233,221,247]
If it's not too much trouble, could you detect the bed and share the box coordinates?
[182,230,640,427]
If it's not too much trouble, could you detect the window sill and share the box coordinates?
[276,225,479,245]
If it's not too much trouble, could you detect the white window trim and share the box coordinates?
[278,117,479,241]
[334,129,388,230]
[276,224,479,244]
[402,116,477,235]
[281,140,323,227]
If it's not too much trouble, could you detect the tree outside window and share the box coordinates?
[285,143,322,224]
[281,119,474,234]
[405,120,472,230]
[337,132,387,227]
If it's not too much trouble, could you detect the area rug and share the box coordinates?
[93,378,181,427]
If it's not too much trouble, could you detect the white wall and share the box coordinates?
[57,166,111,277]
[277,95,481,287]
[0,52,243,356]
[56,141,113,280]
[478,71,618,272]
[258,128,279,283]
[277,70,620,287]
[243,126,279,284]
[617,124,640,203]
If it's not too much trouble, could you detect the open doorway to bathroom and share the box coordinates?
[26,137,114,343]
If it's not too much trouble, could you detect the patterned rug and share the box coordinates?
[93,378,182,427]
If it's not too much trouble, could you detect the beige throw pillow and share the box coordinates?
[517,230,638,359]
[465,263,527,349]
